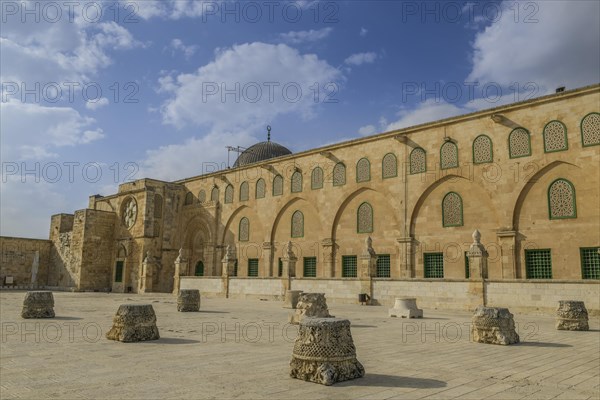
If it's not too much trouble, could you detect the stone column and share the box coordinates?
[139,251,155,293]
[468,230,488,307]
[221,245,237,298]
[321,238,335,278]
[262,242,274,277]
[359,236,377,304]
[172,248,187,295]
[497,230,517,279]
[397,236,415,278]
[281,241,297,295]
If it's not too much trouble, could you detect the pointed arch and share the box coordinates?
[291,171,303,193]
[256,178,266,199]
[382,153,397,179]
[357,202,374,233]
[239,181,249,201]
[356,158,371,182]
[311,167,324,189]
[291,210,304,238]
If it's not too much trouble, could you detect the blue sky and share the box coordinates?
[1,0,599,238]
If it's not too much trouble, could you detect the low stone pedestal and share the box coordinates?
[106,304,160,342]
[289,293,333,325]
[290,318,364,386]
[556,300,589,331]
[471,306,519,345]
[388,297,423,318]
[178,289,200,312]
[283,290,303,309]
[21,291,55,319]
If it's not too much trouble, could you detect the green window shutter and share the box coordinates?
[580,247,600,279]
[342,255,357,278]
[376,255,391,278]
[248,259,259,277]
[424,252,444,278]
[303,257,317,277]
[525,249,552,279]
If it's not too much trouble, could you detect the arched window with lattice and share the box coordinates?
[291,171,302,193]
[333,162,346,186]
[440,141,459,169]
[442,192,463,227]
[198,190,206,204]
[543,120,568,153]
[311,167,323,189]
[581,112,600,147]
[184,192,194,205]
[548,179,577,219]
[357,202,373,233]
[239,182,249,201]
[273,175,283,196]
[382,153,397,179]
[291,210,304,238]
[472,135,493,164]
[210,186,219,202]
[239,217,250,242]
[410,148,426,174]
[356,158,371,183]
[224,185,234,204]
[256,179,266,199]
[509,128,531,158]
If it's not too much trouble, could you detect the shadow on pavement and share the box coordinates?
[340,374,446,388]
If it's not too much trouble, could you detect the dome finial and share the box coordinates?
[267,125,271,142]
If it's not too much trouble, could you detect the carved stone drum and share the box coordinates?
[177,289,201,312]
[471,306,519,345]
[21,291,55,319]
[556,300,589,331]
[388,297,423,318]
[106,304,160,342]
[289,293,333,324]
[283,290,303,309]
[290,318,364,385]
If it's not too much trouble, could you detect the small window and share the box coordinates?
[581,112,600,147]
[376,255,391,278]
[311,167,324,190]
[356,158,371,182]
[410,147,426,174]
[248,259,259,277]
[525,249,552,279]
[210,187,219,202]
[184,192,194,205]
[198,190,206,204]
[464,251,470,279]
[239,217,249,242]
[357,202,373,233]
[424,252,444,278]
[382,153,397,179]
[472,135,493,164]
[442,192,463,227]
[342,255,357,278]
[291,171,302,193]
[548,179,576,219]
[303,257,317,278]
[273,175,283,196]
[239,182,249,201]
[233,260,238,277]
[509,127,531,158]
[224,185,234,204]
[195,261,204,276]
[291,210,304,238]
[278,258,283,277]
[114,261,124,282]
[580,247,600,279]
[256,179,266,199]
[333,163,346,186]
[543,120,568,153]
[440,141,458,169]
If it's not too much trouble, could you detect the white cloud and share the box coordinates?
[358,125,377,136]
[386,100,468,131]
[279,28,333,44]
[169,38,199,59]
[124,0,216,20]
[344,52,377,66]
[85,97,109,110]
[360,27,368,37]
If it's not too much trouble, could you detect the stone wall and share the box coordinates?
[77,209,116,291]
[0,236,51,287]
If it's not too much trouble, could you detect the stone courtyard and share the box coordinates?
[1,291,599,400]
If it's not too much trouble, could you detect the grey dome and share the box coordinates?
[233,140,292,168]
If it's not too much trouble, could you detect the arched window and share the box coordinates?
[580,112,600,147]
[442,192,463,227]
[154,194,163,218]
[333,162,346,186]
[356,158,371,182]
[382,153,397,179]
[291,210,304,238]
[472,135,493,164]
[440,141,459,169]
[509,127,531,158]
[239,181,249,201]
[239,217,250,241]
[224,185,234,204]
[410,148,426,174]
[184,192,194,205]
[311,167,324,190]
[210,186,219,202]
[548,179,577,219]
[543,120,568,153]
[357,202,373,233]
[273,175,283,196]
[256,179,266,199]
[291,171,302,193]
[198,190,206,204]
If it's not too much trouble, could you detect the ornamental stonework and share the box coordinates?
[544,121,567,152]
[357,203,373,233]
[291,211,303,238]
[509,128,531,158]
[210,187,219,202]
[122,197,137,229]
[473,135,492,163]
[291,172,302,193]
[581,112,600,146]
[256,179,266,198]
[239,217,249,241]
[410,148,426,174]
[333,163,346,186]
[356,159,370,182]
[382,153,397,178]
[440,142,458,169]
[224,185,234,203]
[443,192,463,227]
[311,167,323,189]
[273,175,283,196]
[549,179,575,218]
[240,182,249,201]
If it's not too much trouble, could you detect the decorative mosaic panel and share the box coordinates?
[197,190,206,204]
[210,187,219,202]
[224,185,233,204]
[548,179,576,219]
[256,179,266,199]
[442,192,463,227]
[311,167,324,189]
[291,171,302,193]
[410,148,426,174]
[509,128,531,158]
[356,158,370,183]
[473,135,493,164]
[581,112,600,146]
[239,182,249,201]
[273,175,283,196]
[440,142,458,169]
[333,163,346,186]
[357,202,373,233]
[543,121,568,152]
[291,210,304,238]
[382,153,397,178]
[239,217,249,241]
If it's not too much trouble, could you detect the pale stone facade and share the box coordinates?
[1,85,599,309]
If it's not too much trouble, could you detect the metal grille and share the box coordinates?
[424,252,444,278]
[303,257,317,277]
[525,249,552,279]
[376,254,391,278]
[248,259,259,277]
[342,255,357,278]
[464,251,470,279]
[580,247,600,279]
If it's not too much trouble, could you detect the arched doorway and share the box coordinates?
[195,261,204,276]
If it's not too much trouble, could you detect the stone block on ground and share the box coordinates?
[471,306,519,345]
[21,291,55,319]
[177,289,200,312]
[289,293,333,325]
[106,304,160,342]
[388,297,423,318]
[283,290,303,309]
[556,300,589,331]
